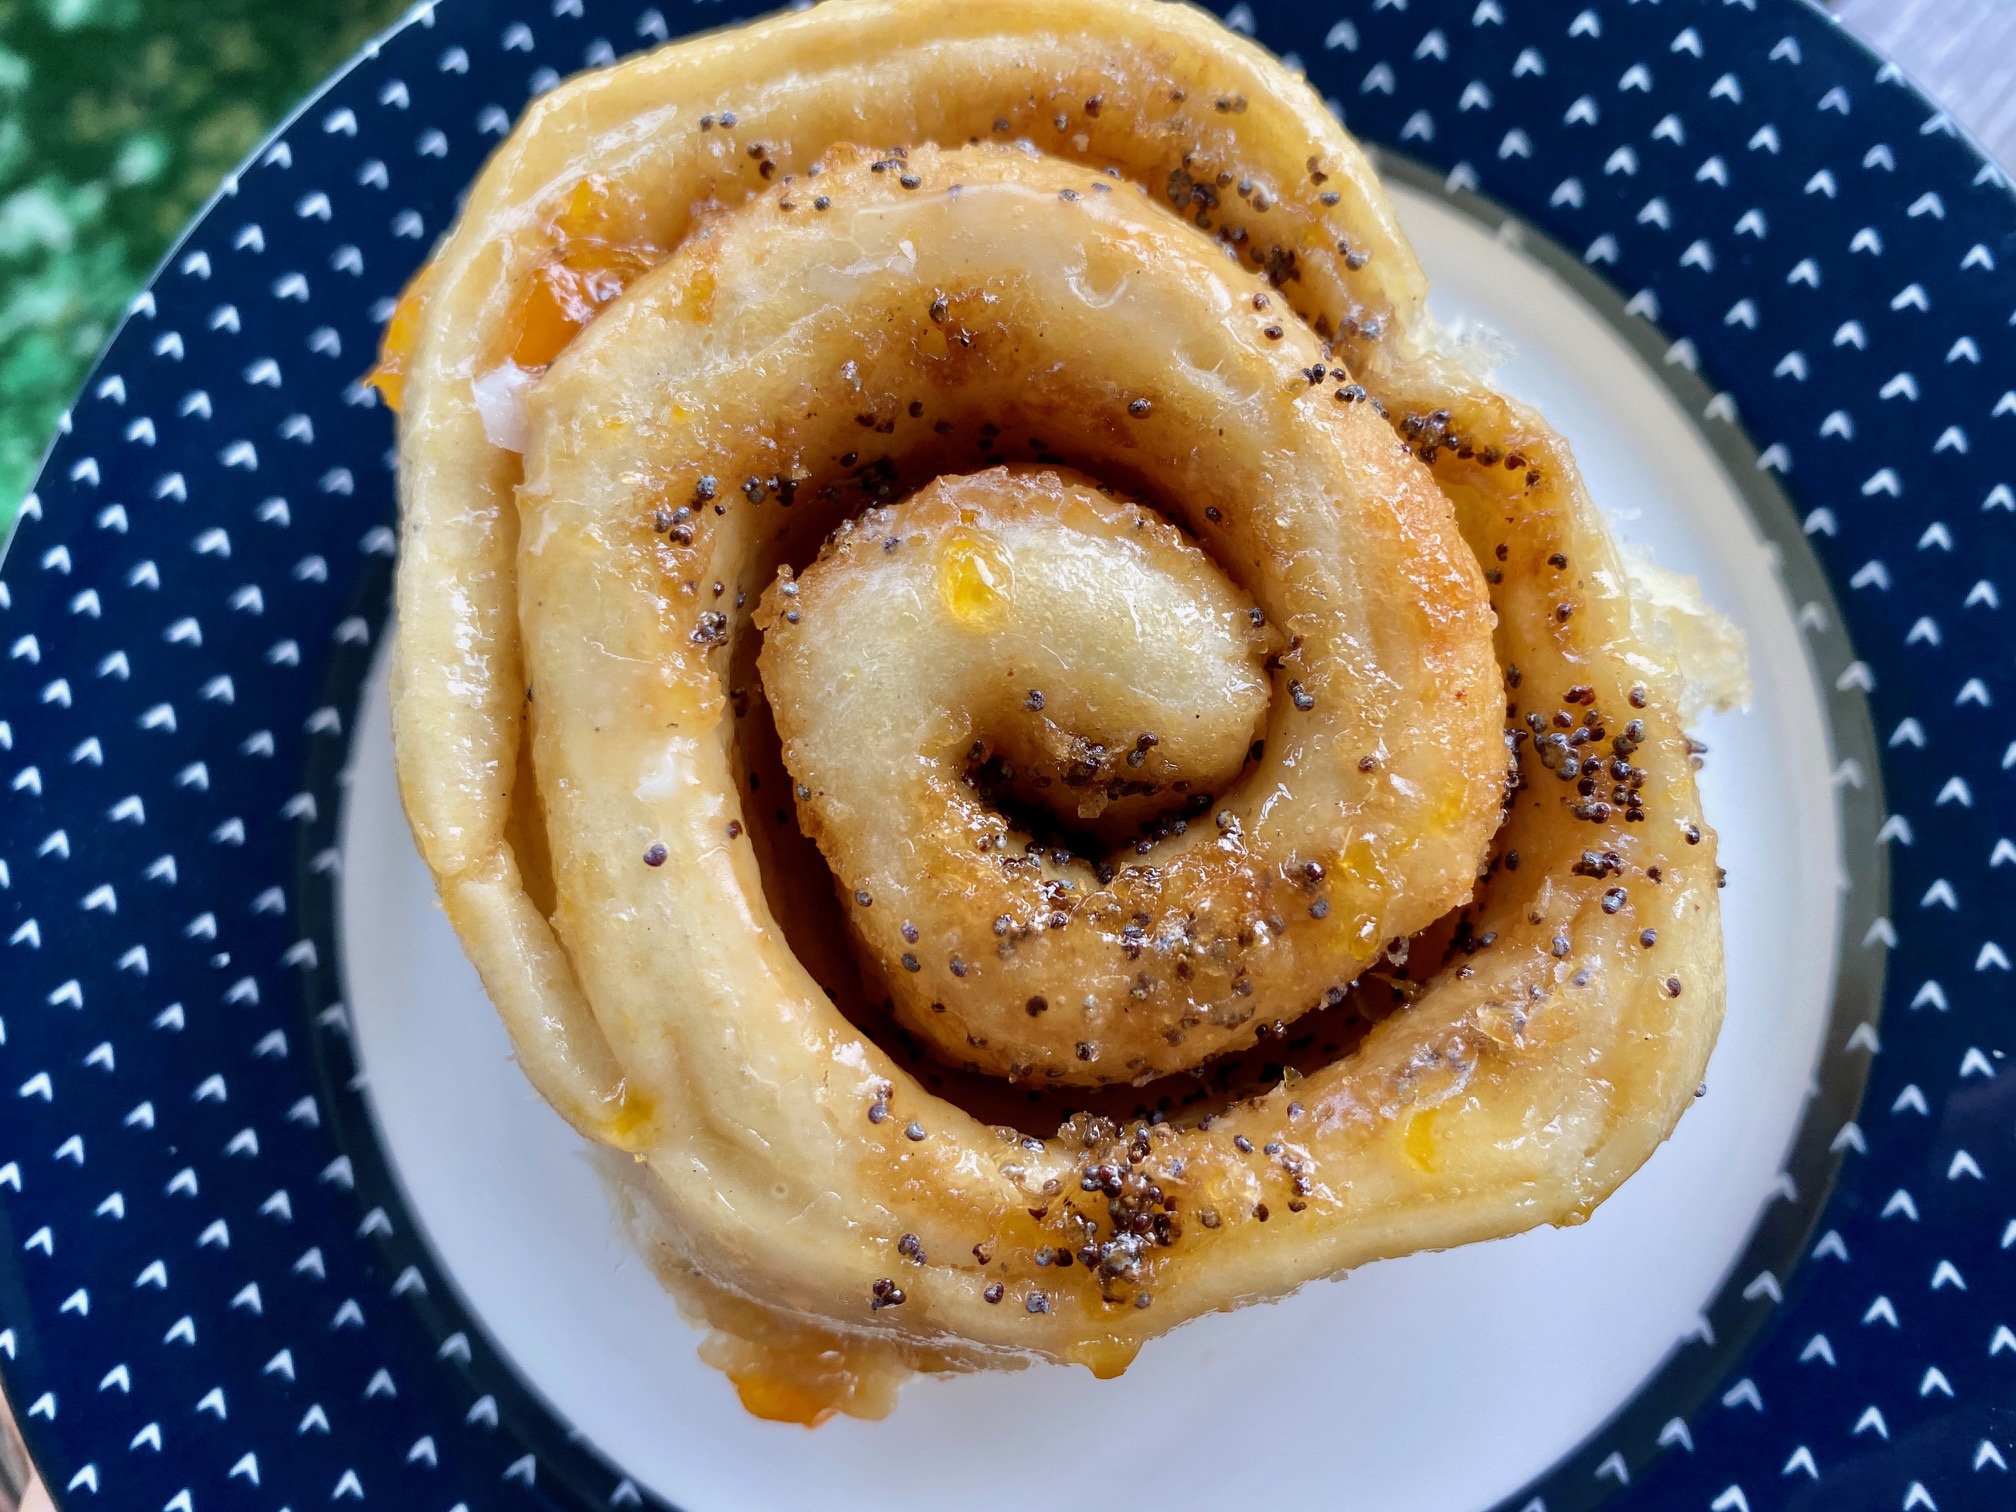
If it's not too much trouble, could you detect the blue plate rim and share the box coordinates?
[1,1,2011,1508]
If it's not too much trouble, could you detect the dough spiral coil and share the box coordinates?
[384,0,1735,1423]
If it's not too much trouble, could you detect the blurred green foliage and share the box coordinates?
[0,0,407,536]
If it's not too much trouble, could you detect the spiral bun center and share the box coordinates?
[511,142,1511,1087]
[769,465,1269,827]
[761,467,1288,1072]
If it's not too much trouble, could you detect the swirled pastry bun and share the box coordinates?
[384,0,1740,1424]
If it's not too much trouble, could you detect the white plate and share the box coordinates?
[338,181,1840,1512]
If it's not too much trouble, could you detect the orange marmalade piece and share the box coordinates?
[507,174,664,370]
[509,245,662,369]
[364,263,434,414]
[369,176,664,410]
[728,1371,841,1429]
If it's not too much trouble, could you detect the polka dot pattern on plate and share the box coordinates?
[0,3,2010,1510]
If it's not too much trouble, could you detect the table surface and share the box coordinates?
[0,0,2012,1505]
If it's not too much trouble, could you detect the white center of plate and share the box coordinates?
[340,183,1841,1512]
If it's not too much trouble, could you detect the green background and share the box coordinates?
[0,0,407,538]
